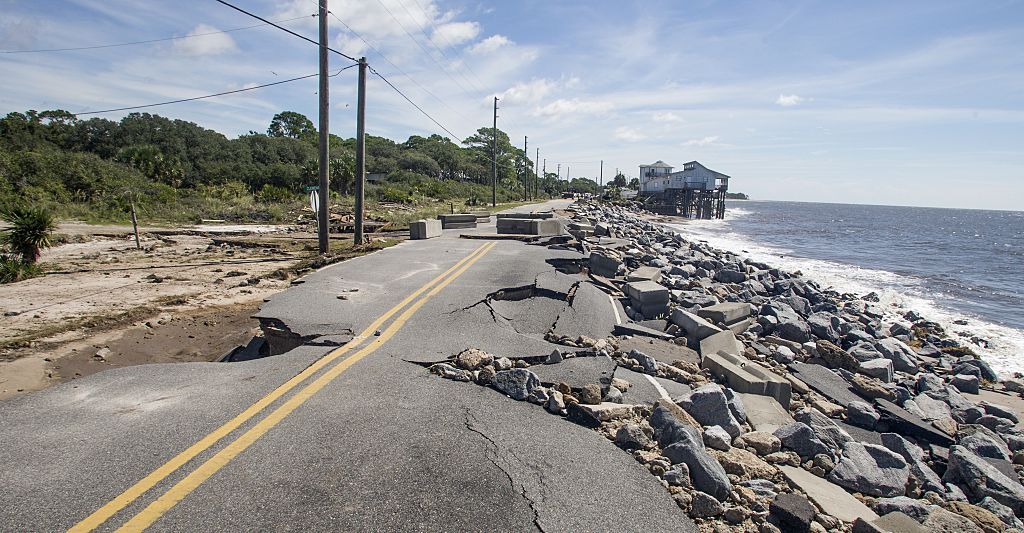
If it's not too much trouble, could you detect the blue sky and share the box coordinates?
[1,0,1022,209]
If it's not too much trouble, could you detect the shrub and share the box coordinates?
[1,204,56,263]
[0,255,40,283]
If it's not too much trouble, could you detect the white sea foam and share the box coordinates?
[666,218,1024,377]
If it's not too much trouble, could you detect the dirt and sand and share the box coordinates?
[0,222,390,400]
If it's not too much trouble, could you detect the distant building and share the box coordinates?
[638,160,731,219]
[639,160,730,194]
[367,172,387,184]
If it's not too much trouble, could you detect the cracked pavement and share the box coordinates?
[0,200,695,531]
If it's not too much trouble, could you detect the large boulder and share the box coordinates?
[958,424,1012,461]
[491,368,541,400]
[677,383,744,438]
[880,433,945,493]
[875,338,919,373]
[661,425,732,501]
[944,445,1024,515]
[774,422,833,459]
[793,408,852,452]
[770,493,816,533]
[808,312,841,343]
[859,357,895,383]
[827,442,910,497]
[815,340,859,372]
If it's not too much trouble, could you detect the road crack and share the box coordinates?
[463,408,547,533]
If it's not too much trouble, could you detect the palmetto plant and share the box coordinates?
[1,205,57,264]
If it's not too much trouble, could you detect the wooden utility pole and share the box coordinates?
[556,163,560,181]
[534,147,539,199]
[600,160,604,188]
[354,57,367,244]
[522,135,528,201]
[491,96,498,207]
[316,0,330,254]
[129,200,141,250]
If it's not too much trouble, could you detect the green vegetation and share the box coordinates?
[0,109,579,225]
[726,192,749,200]
[0,203,56,283]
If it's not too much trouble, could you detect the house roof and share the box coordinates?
[644,160,674,168]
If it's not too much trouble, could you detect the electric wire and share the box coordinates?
[214,0,358,63]
[0,15,317,54]
[75,64,356,115]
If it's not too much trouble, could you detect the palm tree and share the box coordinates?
[1,205,57,264]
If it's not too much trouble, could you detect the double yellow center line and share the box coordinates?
[71,241,497,532]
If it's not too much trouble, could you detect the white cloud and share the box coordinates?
[533,98,613,118]
[652,111,683,122]
[496,79,555,105]
[172,24,238,56]
[333,32,368,58]
[775,94,805,106]
[683,135,722,147]
[614,126,646,142]
[431,21,480,47]
[469,35,511,54]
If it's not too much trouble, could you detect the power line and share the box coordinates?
[75,64,356,115]
[322,6,477,136]
[369,66,462,140]
[391,0,483,95]
[214,0,358,63]
[0,15,316,54]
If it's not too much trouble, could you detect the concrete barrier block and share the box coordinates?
[528,219,564,236]
[496,212,553,219]
[589,251,622,277]
[409,219,442,239]
[438,214,478,229]
[669,308,723,341]
[698,302,751,325]
[699,329,744,358]
[496,218,532,234]
[624,281,669,305]
[701,351,792,408]
[626,266,663,283]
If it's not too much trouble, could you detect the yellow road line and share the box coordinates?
[69,242,492,533]
[116,241,497,531]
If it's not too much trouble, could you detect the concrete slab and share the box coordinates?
[875,399,955,446]
[703,352,792,408]
[616,337,699,367]
[835,420,883,446]
[699,329,744,357]
[737,393,795,434]
[550,282,618,340]
[589,251,623,278]
[627,266,663,283]
[779,465,879,524]
[788,362,864,408]
[669,309,723,348]
[869,511,926,533]
[697,303,751,325]
[624,281,669,305]
[615,367,691,406]
[409,219,442,239]
[530,355,616,389]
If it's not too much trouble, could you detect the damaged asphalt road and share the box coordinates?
[0,200,695,532]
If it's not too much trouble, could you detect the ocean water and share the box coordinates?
[666,200,1024,377]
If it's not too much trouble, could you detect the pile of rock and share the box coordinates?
[426,201,1024,532]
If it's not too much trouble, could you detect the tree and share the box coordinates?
[628,177,640,190]
[0,204,56,264]
[267,111,315,139]
[611,172,627,188]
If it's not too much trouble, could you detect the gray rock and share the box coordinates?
[740,478,778,498]
[847,400,881,429]
[715,268,747,284]
[527,386,549,405]
[916,373,946,393]
[921,507,984,533]
[827,442,910,497]
[860,358,895,383]
[808,312,840,343]
[794,407,853,452]
[976,414,1015,433]
[815,340,860,372]
[943,444,1024,515]
[723,387,748,424]
[879,433,945,493]
[959,358,999,382]
[544,390,565,414]
[952,374,980,394]
[977,496,1024,529]
[429,363,472,381]
[689,491,724,518]
[703,425,732,451]
[875,338,920,373]
[982,401,1020,424]
[769,493,816,532]
[677,383,743,438]
[615,422,652,450]
[491,368,540,400]
[774,422,833,459]
[663,463,691,488]
[630,349,658,374]
[649,405,697,447]
[662,429,732,501]
[958,424,1012,461]
[872,496,933,522]
[777,319,812,343]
